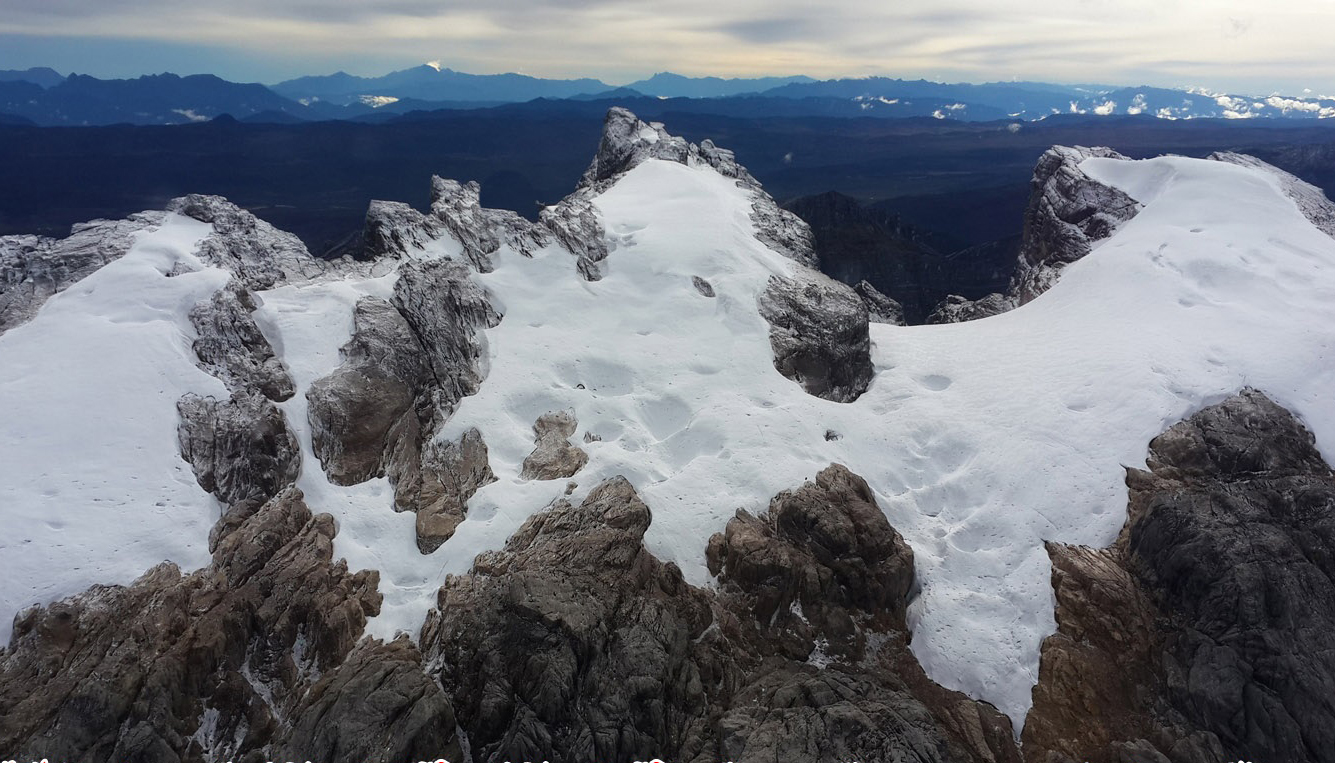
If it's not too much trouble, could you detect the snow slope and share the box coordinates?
[2,148,1333,731]
[417,153,1335,727]
[0,214,230,645]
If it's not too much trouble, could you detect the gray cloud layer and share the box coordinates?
[0,0,1328,93]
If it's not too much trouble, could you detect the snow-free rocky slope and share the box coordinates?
[3,108,1335,761]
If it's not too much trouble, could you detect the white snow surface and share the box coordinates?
[0,213,229,644]
[3,151,1335,733]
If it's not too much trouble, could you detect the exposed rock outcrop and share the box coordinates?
[361,177,548,270]
[189,280,294,401]
[363,199,440,260]
[307,296,424,486]
[420,466,1021,763]
[305,259,500,549]
[392,258,502,405]
[854,279,906,325]
[519,410,589,480]
[925,292,1014,324]
[421,476,719,762]
[177,392,301,509]
[930,146,1139,323]
[539,193,610,280]
[276,638,463,763]
[410,428,496,554]
[1024,389,1335,763]
[308,259,499,485]
[0,488,394,763]
[0,213,163,334]
[757,273,874,403]
[167,194,326,290]
[563,107,816,276]
[1008,146,1140,305]
[431,176,546,270]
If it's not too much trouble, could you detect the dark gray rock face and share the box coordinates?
[167,194,326,290]
[308,260,499,486]
[306,260,500,550]
[189,280,295,401]
[431,176,546,270]
[757,273,874,403]
[692,275,716,297]
[925,292,1013,324]
[420,476,719,763]
[277,638,462,763]
[930,146,1139,323]
[177,392,301,509]
[704,466,1021,763]
[307,296,423,486]
[520,410,589,481]
[854,279,906,326]
[1024,389,1335,763]
[0,213,163,334]
[363,199,440,260]
[391,258,502,409]
[420,466,1021,763]
[361,177,548,269]
[1009,146,1140,305]
[0,488,393,763]
[539,195,609,280]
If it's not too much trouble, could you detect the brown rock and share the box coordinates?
[520,409,589,480]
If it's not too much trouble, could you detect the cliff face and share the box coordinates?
[1025,389,1335,763]
[927,145,1141,323]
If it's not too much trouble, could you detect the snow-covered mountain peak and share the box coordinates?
[4,112,1335,743]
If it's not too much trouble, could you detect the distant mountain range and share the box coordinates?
[1,64,1333,127]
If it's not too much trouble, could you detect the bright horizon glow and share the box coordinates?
[0,0,1331,96]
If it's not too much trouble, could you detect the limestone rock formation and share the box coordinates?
[363,199,440,260]
[0,213,163,334]
[305,260,499,549]
[1024,389,1335,763]
[570,107,816,271]
[854,279,906,325]
[277,638,463,763]
[431,176,546,270]
[705,465,1021,763]
[539,194,609,280]
[1009,146,1141,305]
[930,146,1139,322]
[520,410,589,480]
[308,259,499,487]
[177,392,301,509]
[391,258,502,409]
[167,194,326,289]
[420,466,1020,763]
[0,488,389,763]
[410,428,496,553]
[757,272,874,403]
[926,292,1014,324]
[189,280,295,401]
[420,476,718,762]
[307,296,424,485]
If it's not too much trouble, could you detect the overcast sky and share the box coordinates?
[0,0,1330,95]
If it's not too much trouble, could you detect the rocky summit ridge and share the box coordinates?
[3,108,1335,762]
